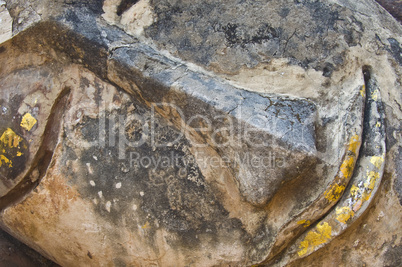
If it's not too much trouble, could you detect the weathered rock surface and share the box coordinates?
[0,0,400,266]
[0,228,58,266]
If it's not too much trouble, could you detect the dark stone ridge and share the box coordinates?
[0,229,59,267]
[387,38,402,65]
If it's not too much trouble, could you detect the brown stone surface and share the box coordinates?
[0,229,58,267]
[0,0,400,266]
[376,0,402,23]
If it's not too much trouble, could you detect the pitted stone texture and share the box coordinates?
[0,18,328,264]
[0,64,251,266]
[143,0,363,75]
[0,0,401,266]
[109,45,319,206]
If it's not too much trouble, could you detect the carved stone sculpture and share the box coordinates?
[0,0,401,266]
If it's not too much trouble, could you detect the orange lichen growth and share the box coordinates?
[370,156,384,169]
[364,171,380,190]
[359,85,366,97]
[297,220,311,227]
[20,113,37,131]
[324,183,345,202]
[371,89,379,101]
[0,128,25,169]
[347,134,360,155]
[336,207,354,224]
[0,155,12,168]
[340,134,360,180]
[0,128,23,148]
[340,156,355,179]
[324,134,360,202]
[350,185,360,197]
[298,222,332,257]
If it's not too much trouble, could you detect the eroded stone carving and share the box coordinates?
[0,0,400,266]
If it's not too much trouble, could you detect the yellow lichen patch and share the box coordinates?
[347,134,360,154]
[359,85,365,97]
[371,89,379,101]
[0,128,23,148]
[297,220,311,227]
[298,222,332,257]
[340,156,355,179]
[0,129,27,175]
[350,185,360,197]
[324,135,360,201]
[375,122,381,128]
[325,183,345,202]
[142,221,150,229]
[370,155,384,169]
[364,171,380,190]
[362,191,372,202]
[336,207,354,224]
[0,155,12,168]
[338,135,360,179]
[20,113,37,131]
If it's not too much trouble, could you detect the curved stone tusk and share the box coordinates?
[273,69,386,265]
[265,81,366,262]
